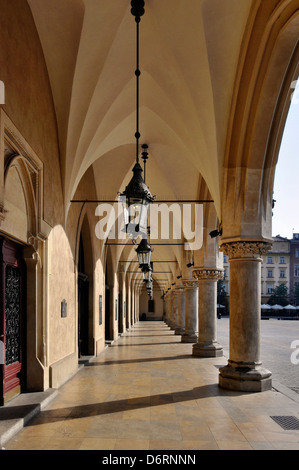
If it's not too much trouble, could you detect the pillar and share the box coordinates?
[164,294,170,326]
[169,291,175,330]
[219,241,272,392]
[192,268,223,357]
[181,279,198,343]
[175,286,185,335]
[173,288,179,333]
[23,241,47,391]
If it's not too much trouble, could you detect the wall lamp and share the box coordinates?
[186,262,194,268]
[209,223,223,239]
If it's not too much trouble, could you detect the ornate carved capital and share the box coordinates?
[182,279,198,289]
[192,268,224,281]
[220,241,272,259]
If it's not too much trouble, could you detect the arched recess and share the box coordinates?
[77,213,94,357]
[0,116,48,395]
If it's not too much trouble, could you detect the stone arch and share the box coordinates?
[221,1,299,243]
[3,154,38,244]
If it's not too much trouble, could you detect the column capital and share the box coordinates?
[220,240,271,259]
[182,279,198,289]
[192,268,224,281]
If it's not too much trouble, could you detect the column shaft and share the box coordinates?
[192,269,223,357]
[219,241,272,392]
[181,280,198,343]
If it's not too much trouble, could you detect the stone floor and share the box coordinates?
[3,321,299,450]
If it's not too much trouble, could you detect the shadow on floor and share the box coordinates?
[18,384,244,425]
[85,354,195,366]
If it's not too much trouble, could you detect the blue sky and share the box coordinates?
[272,79,299,240]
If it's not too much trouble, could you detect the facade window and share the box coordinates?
[294,265,299,277]
[223,255,228,263]
[280,270,285,278]
[296,249,299,258]
[267,256,273,264]
[267,285,273,294]
[280,256,285,264]
[267,270,273,278]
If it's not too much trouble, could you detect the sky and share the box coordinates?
[272,79,299,240]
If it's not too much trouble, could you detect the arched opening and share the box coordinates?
[271,75,299,307]
[273,77,299,239]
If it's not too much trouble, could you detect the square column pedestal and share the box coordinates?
[218,241,272,392]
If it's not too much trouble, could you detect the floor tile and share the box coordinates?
[3,321,299,451]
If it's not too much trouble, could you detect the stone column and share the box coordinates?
[169,291,175,330]
[219,241,272,392]
[175,286,185,335]
[181,280,198,343]
[192,268,223,357]
[173,289,179,333]
[164,294,170,326]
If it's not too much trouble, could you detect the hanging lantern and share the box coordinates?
[142,262,153,282]
[120,163,154,239]
[146,279,153,299]
[136,238,152,270]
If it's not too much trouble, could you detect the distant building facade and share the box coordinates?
[223,235,299,304]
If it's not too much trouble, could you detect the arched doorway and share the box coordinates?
[0,237,26,405]
[77,215,94,358]
[78,235,89,357]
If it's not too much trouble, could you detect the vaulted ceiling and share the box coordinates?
[27,0,289,290]
[27,0,253,213]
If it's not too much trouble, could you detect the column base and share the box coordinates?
[175,328,184,335]
[192,341,223,358]
[181,334,198,343]
[219,361,272,392]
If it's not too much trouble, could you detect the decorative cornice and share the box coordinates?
[192,268,224,281]
[220,241,272,259]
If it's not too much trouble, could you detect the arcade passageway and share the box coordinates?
[4,322,299,451]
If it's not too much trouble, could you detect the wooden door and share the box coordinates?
[0,238,25,405]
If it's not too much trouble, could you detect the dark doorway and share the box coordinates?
[118,292,123,335]
[105,285,111,341]
[0,237,26,405]
[78,236,89,357]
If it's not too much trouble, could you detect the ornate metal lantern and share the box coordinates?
[136,238,152,270]
[142,262,153,282]
[120,162,154,239]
